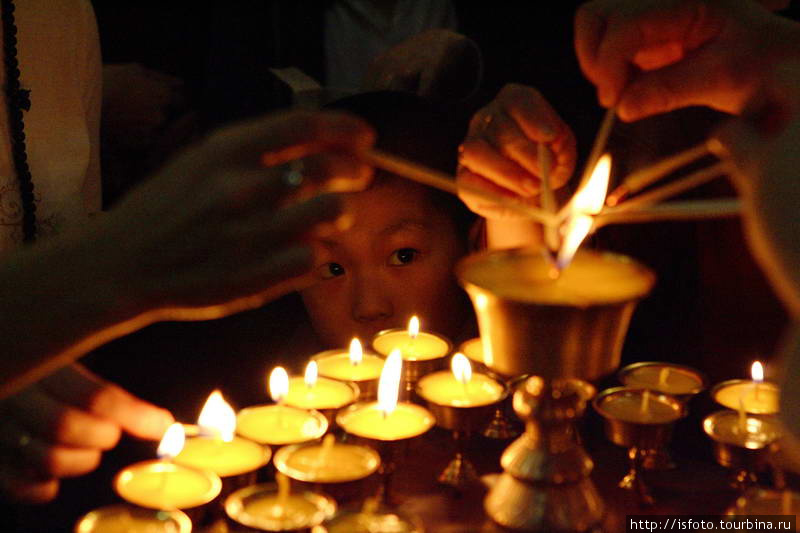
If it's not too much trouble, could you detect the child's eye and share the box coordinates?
[319,262,346,279]
[388,248,419,266]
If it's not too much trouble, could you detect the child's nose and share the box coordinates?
[351,276,393,323]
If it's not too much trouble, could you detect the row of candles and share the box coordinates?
[76,317,508,533]
[74,314,788,532]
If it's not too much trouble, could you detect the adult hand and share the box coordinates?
[95,109,375,320]
[574,0,800,121]
[709,59,800,318]
[0,363,172,503]
[457,84,575,221]
[364,29,482,102]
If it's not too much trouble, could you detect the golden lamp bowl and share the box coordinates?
[456,247,655,380]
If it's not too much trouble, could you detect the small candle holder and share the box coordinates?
[236,405,329,447]
[618,362,706,470]
[174,425,272,514]
[712,379,780,415]
[74,504,192,533]
[274,439,381,504]
[284,377,360,428]
[224,482,336,532]
[113,459,223,524]
[371,327,452,400]
[593,387,685,505]
[484,376,605,532]
[336,402,435,506]
[458,337,524,440]
[415,367,507,490]
[703,410,783,492]
[313,348,384,401]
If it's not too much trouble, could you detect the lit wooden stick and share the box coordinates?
[538,143,559,250]
[606,141,714,206]
[603,161,729,214]
[594,198,740,228]
[363,148,557,226]
[556,107,616,222]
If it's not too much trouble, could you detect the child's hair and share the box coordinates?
[325,91,476,243]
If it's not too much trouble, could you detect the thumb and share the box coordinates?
[39,364,173,441]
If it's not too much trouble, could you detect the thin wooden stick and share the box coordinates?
[606,141,713,206]
[603,161,729,214]
[363,148,557,226]
[538,143,559,250]
[594,198,740,228]
[556,107,616,222]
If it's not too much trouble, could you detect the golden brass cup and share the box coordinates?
[456,247,654,531]
[456,248,655,380]
[703,410,783,491]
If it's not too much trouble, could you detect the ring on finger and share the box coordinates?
[281,159,305,188]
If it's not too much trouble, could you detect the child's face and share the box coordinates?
[301,178,469,348]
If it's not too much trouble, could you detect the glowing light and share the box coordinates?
[304,361,318,388]
[557,154,611,269]
[377,349,403,417]
[349,338,363,365]
[408,316,420,339]
[751,361,764,383]
[157,423,186,460]
[197,390,236,442]
[451,353,472,385]
[269,367,289,403]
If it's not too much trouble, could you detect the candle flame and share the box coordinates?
[349,338,363,365]
[557,154,611,269]
[451,353,472,385]
[408,316,420,339]
[157,422,185,460]
[197,390,236,442]
[304,361,318,387]
[751,361,764,382]
[378,349,403,417]
[269,366,289,403]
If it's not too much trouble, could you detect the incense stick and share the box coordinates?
[555,107,616,223]
[363,148,557,226]
[538,143,559,250]
[594,198,740,228]
[579,107,616,191]
[606,142,713,206]
[603,162,729,214]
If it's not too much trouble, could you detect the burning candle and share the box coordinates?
[173,390,270,478]
[224,475,336,531]
[372,316,451,361]
[74,504,192,533]
[283,361,358,411]
[337,350,435,441]
[703,410,783,450]
[595,389,683,424]
[417,353,504,407]
[314,338,385,382]
[274,434,380,484]
[237,367,328,446]
[114,423,222,510]
[712,361,780,414]
[618,362,705,397]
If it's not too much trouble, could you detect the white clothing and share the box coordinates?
[0,0,101,251]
